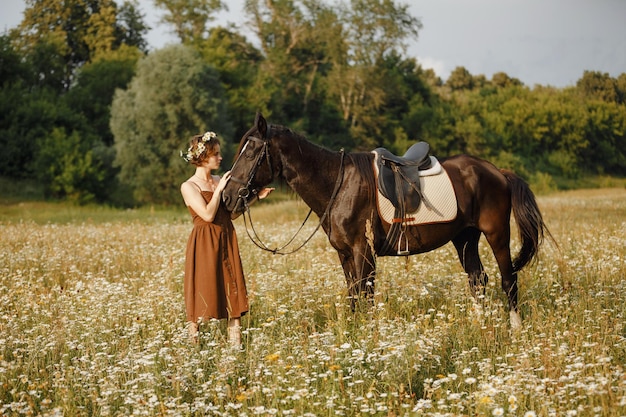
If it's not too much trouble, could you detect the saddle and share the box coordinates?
[373,141,436,255]
[374,141,433,214]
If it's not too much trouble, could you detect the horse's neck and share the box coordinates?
[278,135,340,215]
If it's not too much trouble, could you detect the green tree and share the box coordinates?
[0,86,32,177]
[1,33,100,191]
[155,0,226,44]
[114,0,150,51]
[326,0,421,149]
[576,70,619,103]
[66,45,141,146]
[583,100,626,175]
[110,45,232,205]
[446,66,475,91]
[14,0,148,90]
[616,73,626,104]
[35,127,106,203]
[242,0,420,149]
[84,0,119,57]
[0,78,108,202]
[198,27,263,139]
[0,36,35,176]
[20,37,69,92]
[491,71,523,89]
[372,53,434,152]
[64,46,142,202]
[0,35,29,86]
[245,0,335,123]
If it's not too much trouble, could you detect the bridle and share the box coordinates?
[229,135,272,203]
[228,130,345,255]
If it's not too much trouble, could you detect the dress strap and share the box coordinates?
[186,180,203,192]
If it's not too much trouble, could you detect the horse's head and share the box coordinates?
[222,113,275,215]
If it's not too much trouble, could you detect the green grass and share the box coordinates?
[0,200,187,224]
[1,188,625,416]
[552,174,626,191]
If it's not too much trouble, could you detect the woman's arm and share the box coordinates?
[181,172,231,223]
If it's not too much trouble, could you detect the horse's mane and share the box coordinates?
[275,127,377,207]
[348,152,377,208]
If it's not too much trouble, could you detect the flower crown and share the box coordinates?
[181,131,217,162]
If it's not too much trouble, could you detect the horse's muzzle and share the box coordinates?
[222,189,247,214]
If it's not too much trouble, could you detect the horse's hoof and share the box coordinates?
[509,310,522,330]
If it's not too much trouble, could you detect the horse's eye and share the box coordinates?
[243,146,258,160]
[244,148,256,160]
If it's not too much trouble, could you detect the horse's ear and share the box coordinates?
[255,112,267,138]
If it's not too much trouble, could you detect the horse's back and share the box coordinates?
[440,154,511,218]
[441,154,508,187]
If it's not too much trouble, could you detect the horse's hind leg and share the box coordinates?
[483,227,522,329]
[454,227,521,329]
[452,228,488,299]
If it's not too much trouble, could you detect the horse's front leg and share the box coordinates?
[337,243,376,311]
[338,252,359,310]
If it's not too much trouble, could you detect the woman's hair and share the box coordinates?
[181,131,220,166]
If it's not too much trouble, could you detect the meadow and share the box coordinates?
[1,188,625,416]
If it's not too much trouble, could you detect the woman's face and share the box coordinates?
[203,144,222,170]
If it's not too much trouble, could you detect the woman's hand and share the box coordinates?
[258,187,274,200]
[215,171,231,193]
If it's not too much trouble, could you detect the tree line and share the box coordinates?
[1,0,625,205]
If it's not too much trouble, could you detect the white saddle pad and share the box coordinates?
[374,157,458,225]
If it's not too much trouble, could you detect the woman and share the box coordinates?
[180,131,271,347]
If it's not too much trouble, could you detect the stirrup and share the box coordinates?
[397,229,410,256]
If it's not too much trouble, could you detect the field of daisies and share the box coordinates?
[1,188,625,416]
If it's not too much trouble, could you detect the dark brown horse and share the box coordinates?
[222,113,553,328]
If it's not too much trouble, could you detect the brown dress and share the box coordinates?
[184,190,248,322]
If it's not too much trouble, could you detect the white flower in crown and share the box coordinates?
[202,131,216,142]
[181,131,217,162]
[181,144,196,162]
[196,141,206,156]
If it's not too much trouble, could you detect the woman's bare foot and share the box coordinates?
[187,321,199,344]
[228,318,242,349]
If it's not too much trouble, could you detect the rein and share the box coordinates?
[241,149,345,255]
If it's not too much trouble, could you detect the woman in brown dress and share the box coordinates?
[180,132,271,347]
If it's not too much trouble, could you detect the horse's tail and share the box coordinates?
[501,170,554,272]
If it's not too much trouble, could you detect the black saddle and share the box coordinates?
[373,141,435,255]
[374,141,432,214]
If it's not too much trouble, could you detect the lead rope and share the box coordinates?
[242,149,345,255]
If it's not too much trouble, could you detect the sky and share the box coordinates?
[2,0,625,87]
